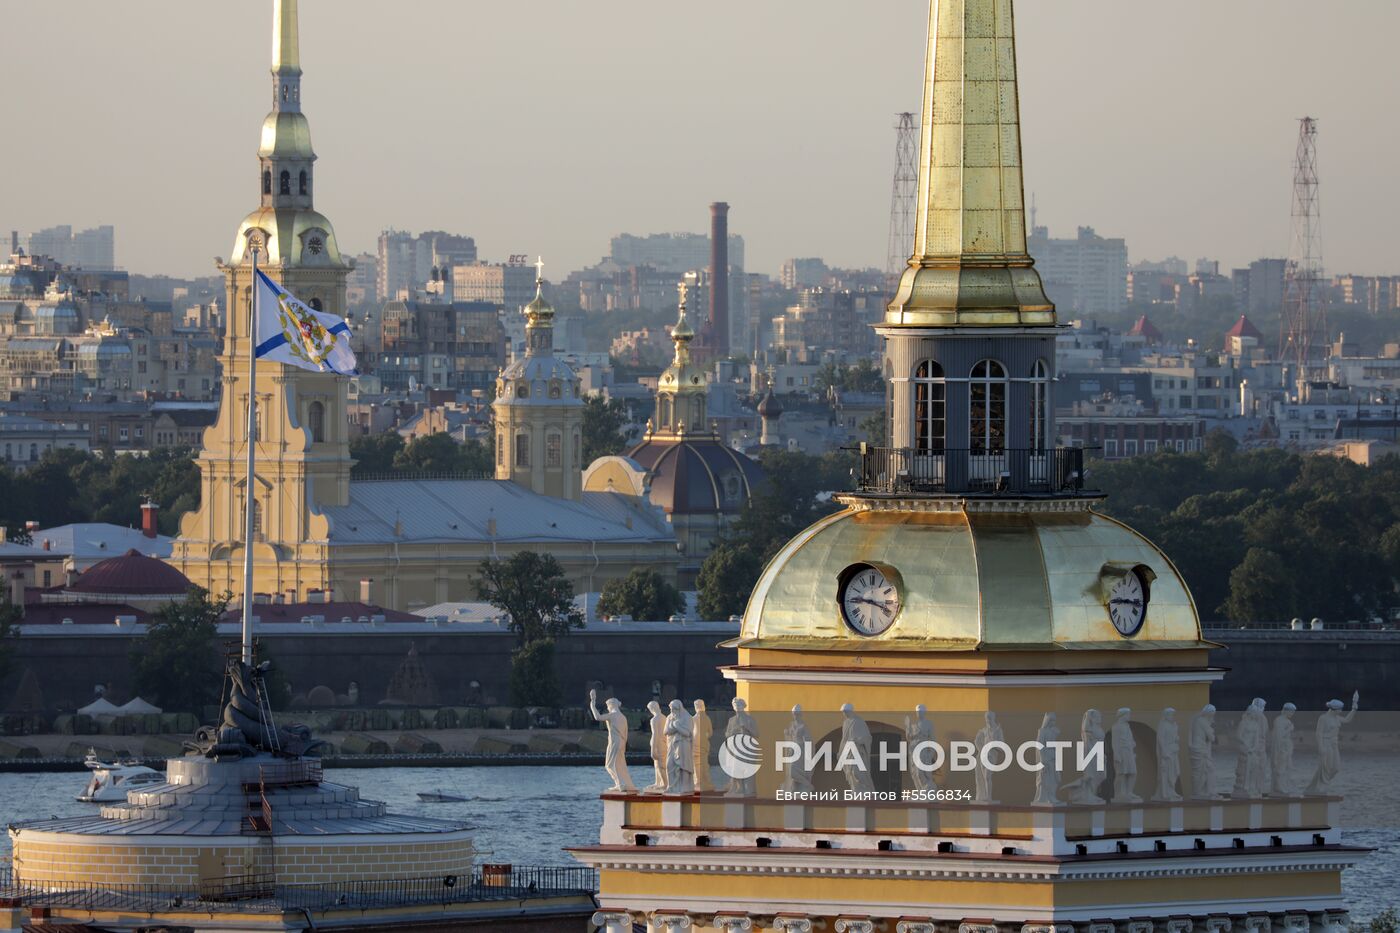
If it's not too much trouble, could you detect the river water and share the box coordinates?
[0,765,1394,920]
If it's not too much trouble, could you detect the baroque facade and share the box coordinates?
[170,0,677,610]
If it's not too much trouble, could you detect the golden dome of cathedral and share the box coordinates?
[737,504,1204,652]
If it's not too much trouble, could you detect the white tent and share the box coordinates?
[117,697,162,715]
[77,697,121,717]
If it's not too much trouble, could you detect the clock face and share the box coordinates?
[1107,570,1147,636]
[840,564,901,636]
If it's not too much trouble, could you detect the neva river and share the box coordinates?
[0,765,1395,919]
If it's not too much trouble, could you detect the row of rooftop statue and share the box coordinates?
[588,691,1361,804]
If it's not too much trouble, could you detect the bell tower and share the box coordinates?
[649,282,708,439]
[172,0,352,599]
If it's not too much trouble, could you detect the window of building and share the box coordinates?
[135,427,144,440]
[497,434,504,466]
[279,171,291,195]
[251,498,263,539]
[1124,439,1138,456]
[119,427,129,442]
[549,381,562,399]
[299,170,308,195]
[546,433,561,467]
[573,432,581,465]
[516,383,529,399]
[1029,360,1050,452]
[262,170,272,195]
[969,359,1007,453]
[913,360,946,452]
[29,443,38,460]
[308,400,325,442]
[515,433,530,467]
[1105,439,1119,458]
[1145,439,1158,453]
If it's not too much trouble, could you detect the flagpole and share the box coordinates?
[241,243,260,667]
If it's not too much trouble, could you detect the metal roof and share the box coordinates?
[322,479,674,545]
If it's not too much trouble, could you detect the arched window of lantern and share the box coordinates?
[1029,360,1051,452]
[262,170,272,195]
[969,359,1008,453]
[913,360,946,452]
[308,400,325,443]
[279,170,291,195]
[299,170,308,196]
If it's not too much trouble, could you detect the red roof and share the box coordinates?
[1226,314,1264,340]
[68,549,192,596]
[18,602,151,625]
[1128,315,1163,340]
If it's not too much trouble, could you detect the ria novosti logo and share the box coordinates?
[718,733,764,780]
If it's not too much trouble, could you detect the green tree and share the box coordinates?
[349,432,406,475]
[393,433,490,475]
[597,568,685,621]
[130,588,228,715]
[476,552,584,646]
[1220,548,1297,622]
[857,412,886,446]
[696,543,763,620]
[509,638,561,707]
[582,396,636,464]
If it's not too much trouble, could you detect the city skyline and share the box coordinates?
[5,1,1398,280]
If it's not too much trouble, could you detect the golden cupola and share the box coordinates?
[651,282,709,437]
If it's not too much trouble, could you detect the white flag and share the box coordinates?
[253,269,358,375]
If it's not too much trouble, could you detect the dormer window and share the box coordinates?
[516,383,529,399]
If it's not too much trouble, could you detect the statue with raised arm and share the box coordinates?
[664,699,695,795]
[1306,692,1360,795]
[724,698,759,798]
[1110,708,1141,804]
[1062,709,1106,805]
[782,705,814,794]
[840,703,876,794]
[1153,708,1182,802]
[974,711,1003,804]
[1032,712,1060,806]
[644,700,668,793]
[1189,704,1221,800]
[906,704,938,792]
[1269,703,1297,796]
[589,689,637,793]
[692,699,714,792]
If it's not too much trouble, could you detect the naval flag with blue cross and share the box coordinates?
[253,269,358,375]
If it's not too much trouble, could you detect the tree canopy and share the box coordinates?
[476,551,585,646]
[1095,441,1400,623]
[582,396,637,464]
[0,446,199,535]
[349,432,492,477]
[130,587,228,715]
[813,358,884,396]
[597,568,685,621]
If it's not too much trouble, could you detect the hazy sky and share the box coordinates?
[5,1,1398,280]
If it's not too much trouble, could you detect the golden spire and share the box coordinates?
[671,280,695,358]
[273,0,301,76]
[886,0,1054,328]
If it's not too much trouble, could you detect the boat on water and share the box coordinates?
[417,790,467,802]
[77,750,164,802]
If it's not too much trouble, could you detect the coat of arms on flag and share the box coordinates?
[253,269,358,375]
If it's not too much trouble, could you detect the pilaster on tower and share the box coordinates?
[885,0,1055,328]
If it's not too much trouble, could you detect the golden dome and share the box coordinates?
[738,505,1204,651]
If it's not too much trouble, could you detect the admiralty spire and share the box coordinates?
[886,0,1054,327]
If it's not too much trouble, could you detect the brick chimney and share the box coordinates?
[140,501,159,539]
[708,202,730,358]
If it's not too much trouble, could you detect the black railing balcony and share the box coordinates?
[851,446,1094,497]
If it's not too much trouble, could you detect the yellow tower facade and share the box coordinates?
[171,0,349,599]
[492,267,585,501]
[573,2,1364,929]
